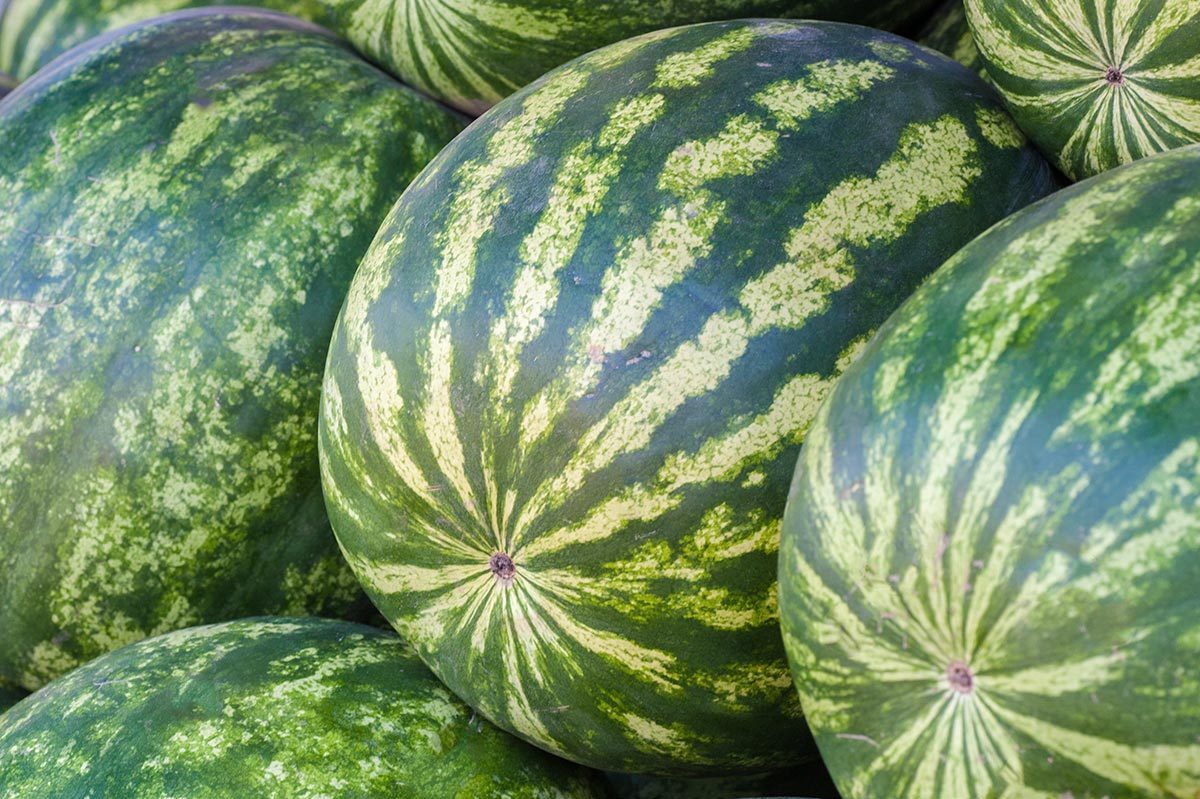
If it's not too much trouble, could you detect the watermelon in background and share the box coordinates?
[0,8,465,691]
[0,0,945,114]
[0,617,611,797]
[965,0,1200,180]
[918,0,985,79]
[780,145,1200,798]
[0,0,338,78]
[319,19,1057,776]
[312,0,945,113]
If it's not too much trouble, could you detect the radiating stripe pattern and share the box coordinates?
[965,0,1200,180]
[0,618,608,796]
[0,10,465,690]
[0,0,940,112]
[779,145,1200,799]
[320,20,1058,776]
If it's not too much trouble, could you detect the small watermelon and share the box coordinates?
[0,617,610,797]
[0,8,465,691]
[780,145,1200,798]
[319,19,1058,776]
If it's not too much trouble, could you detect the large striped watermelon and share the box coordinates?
[0,617,609,796]
[0,8,464,691]
[779,145,1200,799]
[0,0,945,114]
[319,19,1058,776]
[964,0,1200,180]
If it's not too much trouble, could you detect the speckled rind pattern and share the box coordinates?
[0,8,466,690]
[319,20,1058,776]
[0,617,610,798]
[780,145,1200,799]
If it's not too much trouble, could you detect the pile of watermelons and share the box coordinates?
[1,0,1197,796]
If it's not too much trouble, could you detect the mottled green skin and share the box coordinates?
[0,0,944,112]
[320,19,1057,777]
[0,617,609,797]
[0,0,338,78]
[965,0,1200,180]
[779,145,1200,798]
[0,9,465,691]
[918,0,985,79]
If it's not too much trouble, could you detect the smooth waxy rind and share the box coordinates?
[0,617,609,797]
[779,145,1200,799]
[0,0,943,113]
[320,19,1057,776]
[919,0,986,79]
[965,0,1200,180]
[0,8,465,691]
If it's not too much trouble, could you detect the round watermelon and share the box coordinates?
[1,0,945,114]
[964,0,1200,180]
[319,18,1058,776]
[0,8,465,691]
[779,144,1200,798]
[918,1,985,80]
[0,617,610,797]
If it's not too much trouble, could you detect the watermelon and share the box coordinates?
[0,0,945,114]
[0,8,465,691]
[918,1,985,79]
[0,0,338,78]
[964,0,1200,180]
[318,19,1058,776]
[0,617,610,796]
[778,145,1200,799]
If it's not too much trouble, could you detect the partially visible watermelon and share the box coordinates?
[0,617,610,797]
[0,0,337,77]
[780,144,1200,799]
[918,1,985,79]
[0,0,944,114]
[0,8,465,691]
[965,0,1200,179]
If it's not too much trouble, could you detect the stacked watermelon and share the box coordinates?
[2,0,1200,797]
